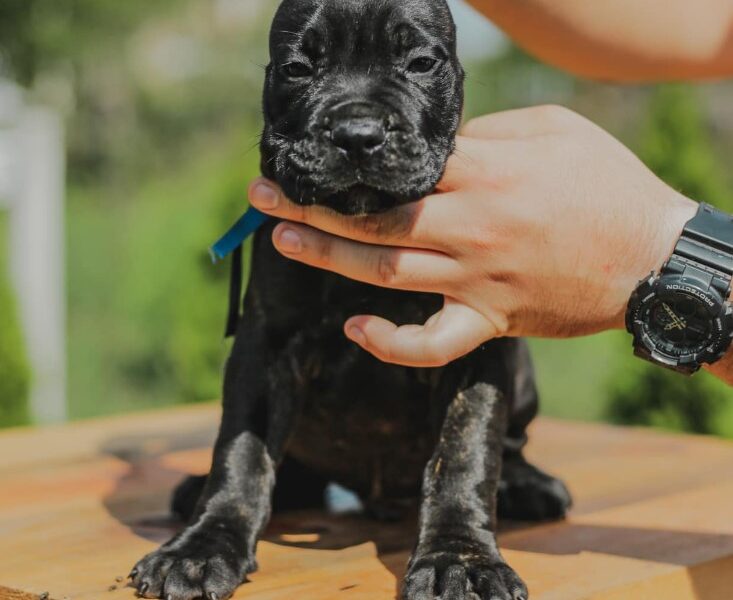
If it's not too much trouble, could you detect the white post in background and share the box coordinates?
[0,80,67,424]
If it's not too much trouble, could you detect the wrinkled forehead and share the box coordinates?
[270,0,455,59]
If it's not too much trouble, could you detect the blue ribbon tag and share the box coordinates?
[209,207,271,263]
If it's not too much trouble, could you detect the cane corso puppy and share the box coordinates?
[130,1,572,598]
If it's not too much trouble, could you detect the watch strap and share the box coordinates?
[664,203,733,297]
[681,203,733,257]
[629,203,733,374]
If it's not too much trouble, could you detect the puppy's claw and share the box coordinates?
[207,593,218,600]
[166,594,173,600]
[138,582,149,596]
[128,568,138,580]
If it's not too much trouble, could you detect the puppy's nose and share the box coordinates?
[330,117,387,159]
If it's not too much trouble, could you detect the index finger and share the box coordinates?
[248,178,453,251]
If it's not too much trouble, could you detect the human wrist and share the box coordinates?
[645,189,698,280]
[608,190,698,330]
[625,194,733,381]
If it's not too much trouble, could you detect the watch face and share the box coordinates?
[642,292,716,358]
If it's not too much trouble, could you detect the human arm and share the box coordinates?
[465,0,733,81]
[248,105,733,384]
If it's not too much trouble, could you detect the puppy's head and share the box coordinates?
[261,0,464,215]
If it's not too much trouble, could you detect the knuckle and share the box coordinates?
[356,214,383,236]
[356,207,414,240]
[376,251,399,285]
[315,234,333,263]
[295,204,310,223]
[381,345,395,364]
[429,354,451,368]
[425,339,452,367]
[465,222,499,254]
[488,308,511,338]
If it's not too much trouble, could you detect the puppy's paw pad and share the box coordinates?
[402,553,527,600]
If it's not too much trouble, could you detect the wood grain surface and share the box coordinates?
[1,404,732,600]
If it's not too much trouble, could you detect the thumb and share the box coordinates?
[344,298,496,367]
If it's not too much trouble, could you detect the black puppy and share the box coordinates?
[130,1,571,599]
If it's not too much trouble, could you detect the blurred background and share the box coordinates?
[0,0,732,436]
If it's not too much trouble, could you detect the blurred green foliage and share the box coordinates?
[58,3,271,417]
[640,85,732,211]
[0,216,30,427]
[0,0,176,86]
[608,361,726,434]
[1,0,271,422]
[66,140,262,418]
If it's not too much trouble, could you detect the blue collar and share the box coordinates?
[209,207,271,262]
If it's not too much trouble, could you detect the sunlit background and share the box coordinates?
[1,0,732,436]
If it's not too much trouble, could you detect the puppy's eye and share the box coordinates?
[407,57,438,74]
[281,61,313,79]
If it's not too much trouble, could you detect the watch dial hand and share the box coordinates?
[662,303,686,330]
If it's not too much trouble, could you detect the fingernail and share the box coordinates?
[276,227,302,253]
[251,181,279,209]
[347,326,366,346]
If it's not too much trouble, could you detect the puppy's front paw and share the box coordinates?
[130,526,254,600]
[403,551,527,600]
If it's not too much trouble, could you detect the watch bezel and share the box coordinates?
[626,273,733,369]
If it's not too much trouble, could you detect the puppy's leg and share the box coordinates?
[130,320,300,600]
[499,340,572,521]
[403,383,527,600]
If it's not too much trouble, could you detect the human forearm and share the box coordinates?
[467,0,733,81]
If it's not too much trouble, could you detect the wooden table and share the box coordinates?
[1,405,732,600]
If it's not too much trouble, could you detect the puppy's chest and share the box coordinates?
[278,303,440,492]
[285,308,437,418]
[276,277,443,437]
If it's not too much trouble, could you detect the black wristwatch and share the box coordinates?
[626,203,733,375]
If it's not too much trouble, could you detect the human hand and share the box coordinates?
[248,105,697,367]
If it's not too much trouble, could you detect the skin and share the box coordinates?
[465,0,733,81]
[248,106,733,384]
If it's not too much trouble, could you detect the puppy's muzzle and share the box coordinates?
[324,101,391,162]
